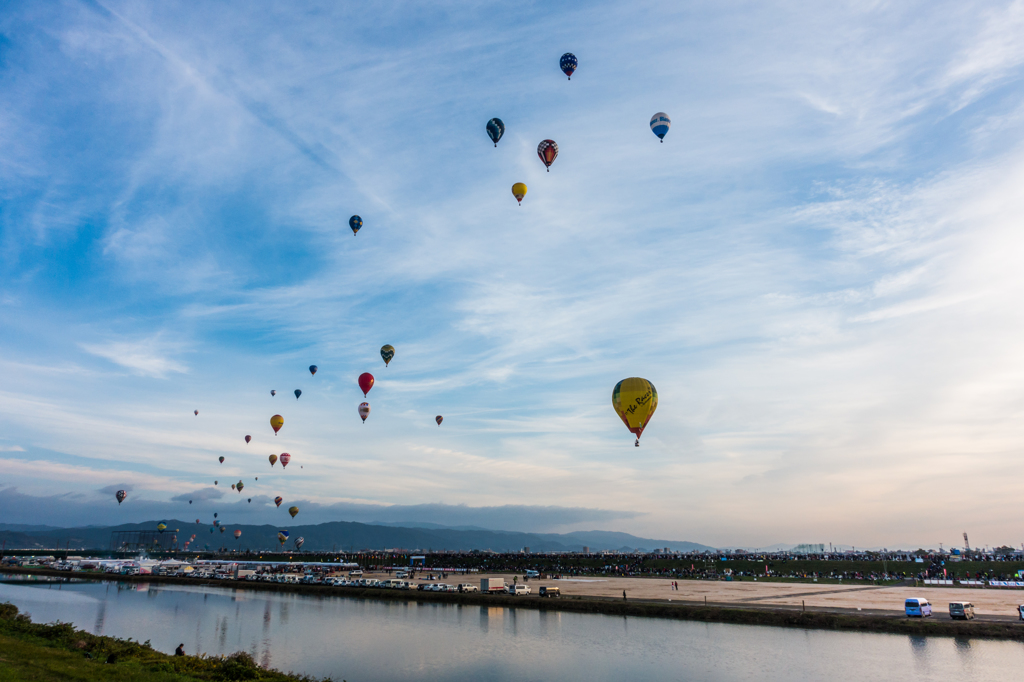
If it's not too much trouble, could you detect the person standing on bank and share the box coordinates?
[175,644,185,657]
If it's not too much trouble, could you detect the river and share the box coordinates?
[2,577,1023,681]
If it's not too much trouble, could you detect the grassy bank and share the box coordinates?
[0,602,330,682]
[6,567,1024,642]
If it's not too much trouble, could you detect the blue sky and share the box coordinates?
[3,0,1024,549]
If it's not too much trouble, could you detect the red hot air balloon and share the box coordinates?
[537,140,558,171]
[274,496,283,508]
[358,372,374,396]
[234,529,242,539]
[280,452,291,469]
[219,456,225,464]
[436,415,443,426]
[194,410,199,415]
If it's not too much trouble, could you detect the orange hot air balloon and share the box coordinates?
[274,496,283,507]
[234,529,242,539]
[280,452,291,468]
[270,414,284,435]
[436,415,443,426]
[358,372,374,396]
[359,402,370,423]
[269,454,278,467]
[537,139,558,171]
[245,435,251,443]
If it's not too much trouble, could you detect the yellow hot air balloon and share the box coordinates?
[269,454,278,467]
[270,414,284,435]
[611,377,658,447]
[511,182,527,205]
[288,506,299,518]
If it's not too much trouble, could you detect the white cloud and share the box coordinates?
[79,336,188,378]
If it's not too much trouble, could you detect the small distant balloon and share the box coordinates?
[486,118,505,147]
[219,525,225,534]
[288,506,299,518]
[269,454,278,467]
[380,345,395,367]
[436,415,443,426]
[349,215,362,235]
[157,523,167,533]
[214,519,220,527]
[196,519,200,524]
[650,112,671,142]
[247,498,251,503]
[214,480,218,485]
[234,529,242,539]
[309,365,318,376]
[189,500,192,505]
[512,182,527,205]
[219,456,225,464]
[115,490,127,505]
[358,372,374,396]
[236,480,244,492]
[274,496,283,508]
[245,435,251,444]
[231,483,236,490]
[295,537,305,550]
[294,389,302,400]
[271,390,276,396]
[214,513,218,518]
[359,402,370,423]
[278,531,289,544]
[560,53,577,79]
[270,414,283,435]
[194,410,199,416]
[537,140,558,171]
[280,452,291,469]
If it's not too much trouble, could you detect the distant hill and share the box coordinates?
[0,520,713,553]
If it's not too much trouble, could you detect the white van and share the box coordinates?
[905,598,932,617]
[508,584,531,596]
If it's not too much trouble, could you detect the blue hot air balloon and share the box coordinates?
[349,215,362,235]
[650,112,671,142]
[560,53,577,80]
[294,389,302,400]
[486,118,505,147]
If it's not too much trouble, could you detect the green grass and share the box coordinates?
[0,603,331,682]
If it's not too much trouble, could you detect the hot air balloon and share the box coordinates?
[436,415,443,426]
[247,498,251,503]
[189,500,192,504]
[511,183,527,205]
[210,527,215,534]
[157,523,167,533]
[358,372,374,396]
[214,519,220,526]
[359,402,370,423]
[115,490,127,505]
[537,140,558,171]
[231,483,236,490]
[309,365,318,376]
[278,530,289,545]
[274,496,283,508]
[280,453,291,469]
[214,513,218,518]
[270,414,283,435]
[219,456,225,464]
[196,519,200,524]
[380,345,395,367]
[220,525,226,534]
[349,215,362,235]
[650,112,671,142]
[245,435,251,443]
[234,529,242,539]
[560,52,577,79]
[288,506,299,518]
[486,118,505,147]
[611,377,659,447]
[271,390,277,396]
[269,454,278,467]
[295,537,305,550]
[236,480,244,492]
[214,480,218,485]
[194,410,199,416]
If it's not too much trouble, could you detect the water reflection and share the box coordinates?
[2,577,1024,682]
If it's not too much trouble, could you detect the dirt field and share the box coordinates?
[390,572,1024,618]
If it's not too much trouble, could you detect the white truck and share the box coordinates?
[481,578,506,593]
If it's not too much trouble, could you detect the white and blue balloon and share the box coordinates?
[650,112,671,142]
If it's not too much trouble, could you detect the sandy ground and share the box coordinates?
[367,572,1024,619]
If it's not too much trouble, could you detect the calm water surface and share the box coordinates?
[2,577,1023,681]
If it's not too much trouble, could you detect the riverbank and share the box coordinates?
[6,567,1024,642]
[0,602,328,681]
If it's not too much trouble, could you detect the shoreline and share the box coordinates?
[4,567,1024,642]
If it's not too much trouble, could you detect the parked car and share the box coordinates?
[539,586,560,598]
[508,584,531,596]
[458,583,479,593]
[905,598,932,617]
[349,570,363,577]
[949,602,975,620]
